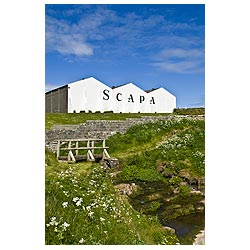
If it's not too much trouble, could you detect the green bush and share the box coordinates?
[122,165,162,182]
[173,108,205,115]
[153,230,179,245]
[178,185,191,197]
[148,201,161,212]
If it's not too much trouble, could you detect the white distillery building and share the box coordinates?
[45,76,176,113]
[111,83,152,113]
[146,87,176,113]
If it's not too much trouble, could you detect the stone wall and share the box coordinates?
[45,115,204,151]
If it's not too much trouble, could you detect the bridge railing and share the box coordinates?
[56,139,110,163]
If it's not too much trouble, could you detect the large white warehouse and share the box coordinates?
[45,76,176,113]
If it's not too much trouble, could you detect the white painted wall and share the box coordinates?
[112,83,150,113]
[68,77,112,113]
[66,77,176,113]
[147,87,176,113]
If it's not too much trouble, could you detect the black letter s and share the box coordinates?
[103,89,109,100]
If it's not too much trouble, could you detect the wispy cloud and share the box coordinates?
[152,47,204,74]
[46,5,204,67]
[46,16,93,57]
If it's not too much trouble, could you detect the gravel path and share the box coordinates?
[193,230,205,245]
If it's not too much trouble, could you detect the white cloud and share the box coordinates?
[152,48,204,74]
[45,6,204,65]
[159,48,203,59]
[46,16,93,57]
[153,60,203,74]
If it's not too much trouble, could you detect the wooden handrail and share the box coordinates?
[56,138,110,162]
[60,146,109,150]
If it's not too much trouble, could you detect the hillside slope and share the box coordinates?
[45,109,205,245]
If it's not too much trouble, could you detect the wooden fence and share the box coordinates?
[56,139,110,163]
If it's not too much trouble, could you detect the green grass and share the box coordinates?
[45,149,179,245]
[45,109,204,245]
[173,107,205,115]
[45,108,204,130]
[107,118,205,179]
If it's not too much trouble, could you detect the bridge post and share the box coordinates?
[87,149,95,161]
[56,140,60,160]
[91,140,95,154]
[76,141,79,156]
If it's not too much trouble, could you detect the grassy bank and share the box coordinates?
[108,117,205,178]
[45,108,205,244]
[45,112,170,130]
[45,108,204,130]
[45,149,178,245]
[105,117,205,244]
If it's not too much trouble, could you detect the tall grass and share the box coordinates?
[45,110,204,245]
[107,118,205,181]
[45,150,179,245]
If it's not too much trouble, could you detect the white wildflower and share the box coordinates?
[79,238,85,244]
[63,190,69,197]
[73,197,79,202]
[62,202,68,208]
[76,198,83,206]
[88,211,94,217]
[100,217,105,222]
[61,222,70,231]
[62,222,70,228]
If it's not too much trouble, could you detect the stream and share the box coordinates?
[127,180,205,245]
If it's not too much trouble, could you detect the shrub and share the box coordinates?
[153,230,179,245]
[148,201,161,212]
[122,165,162,182]
[103,110,114,113]
[178,185,191,197]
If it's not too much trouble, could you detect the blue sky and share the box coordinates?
[45,4,205,108]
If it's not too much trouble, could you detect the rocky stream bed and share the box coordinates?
[102,158,205,245]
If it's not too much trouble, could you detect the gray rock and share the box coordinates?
[163,170,174,178]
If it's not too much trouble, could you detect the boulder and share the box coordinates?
[163,226,175,234]
[163,170,174,178]
[100,158,120,169]
[156,162,174,173]
[114,183,139,196]
[156,162,166,173]
[179,169,190,180]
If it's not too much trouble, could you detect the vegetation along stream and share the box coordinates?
[126,180,205,244]
[108,112,205,244]
[46,108,205,245]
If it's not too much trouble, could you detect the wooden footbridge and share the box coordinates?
[56,139,110,163]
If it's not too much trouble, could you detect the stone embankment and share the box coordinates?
[193,230,205,245]
[114,183,139,196]
[46,115,204,151]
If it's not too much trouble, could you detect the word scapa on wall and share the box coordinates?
[103,89,155,104]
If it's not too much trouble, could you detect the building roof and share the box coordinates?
[45,84,68,94]
[111,83,131,89]
[145,87,160,93]
[45,76,93,94]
